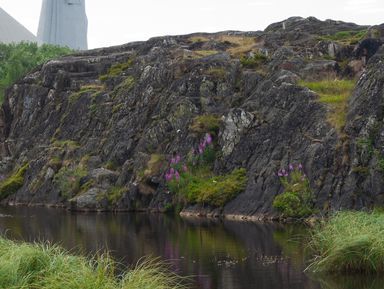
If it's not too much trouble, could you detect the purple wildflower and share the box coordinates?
[205,133,213,145]
[298,163,303,170]
[174,170,180,181]
[289,164,294,171]
[277,171,283,177]
[165,173,172,182]
[175,155,181,163]
[170,168,175,174]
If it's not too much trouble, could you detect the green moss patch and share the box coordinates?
[0,163,29,200]
[99,59,134,81]
[240,53,268,69]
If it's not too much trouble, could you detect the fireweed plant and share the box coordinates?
[164,133,247,207]
[272,163,314,218]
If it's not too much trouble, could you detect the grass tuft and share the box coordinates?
[299,79,355,132]
[0,237,188,289]
[308,211,384,274]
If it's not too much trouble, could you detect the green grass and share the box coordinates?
[318,29,367,45]
[0,163,29,200]
[169,168,247,207]
[307,211,384,274]
[0,236,187,289]
[299,79,355,132]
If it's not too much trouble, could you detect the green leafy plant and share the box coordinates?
[273,164,314,218]
[53,165,87,199]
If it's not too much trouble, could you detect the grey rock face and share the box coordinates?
[37,0,88,50]
[1,17,384,217]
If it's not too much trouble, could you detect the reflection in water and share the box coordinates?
[0,207,380,289]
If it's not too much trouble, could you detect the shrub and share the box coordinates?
[0,237,187,289]
[53,165,87,199]
[307,211,384,273]
[272,164,314,218]
[0,42,71,103]
[0,163,29,200]
[106,186,127,204]
[299,79,355,132]
[240,53,268,69]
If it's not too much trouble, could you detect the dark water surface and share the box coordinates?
[0,207,381,289]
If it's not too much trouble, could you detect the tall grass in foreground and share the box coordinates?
[299,79,355,132]
[0,237,187,289]
[307,211,384,274]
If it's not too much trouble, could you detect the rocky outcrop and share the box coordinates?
[0,17,383,218]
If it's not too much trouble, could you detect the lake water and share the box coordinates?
[0,207,381,289]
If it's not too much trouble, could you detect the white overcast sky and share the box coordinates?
[1,0,383,49]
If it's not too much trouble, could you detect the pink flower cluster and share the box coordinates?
[198,133,213,154]
[164,154,188,182]
[165,133,214,183]
[277,163,304,177]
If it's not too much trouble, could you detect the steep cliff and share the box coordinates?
[0,17,383,219]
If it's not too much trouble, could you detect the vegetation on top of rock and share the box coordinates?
[165,133,247,207]
[0,163,29,200]
[0,42,71,103]
[318,29,368,45]
[189,114,222,135]
[307,210,384,273]
[69,84,105,104]
[299,79,355,132]
[273,164,314,218]
[0,236,188,289]
[99,59,134,81]
[53,164,87,199]
[240,53,268,69]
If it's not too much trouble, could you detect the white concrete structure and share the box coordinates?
[0,8,36,44]
[37,0,88,50]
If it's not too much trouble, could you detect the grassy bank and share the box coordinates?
[0,237,187,289]
[308,211,384,274]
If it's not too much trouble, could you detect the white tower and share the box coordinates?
[37,0,88,50]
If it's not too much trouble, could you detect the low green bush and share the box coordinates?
[168,168,247,207]
[0,163,29,200]
[308,211,384,273]
[273,164,314,218]
[53,165,87,199]
[0,236,187,289]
